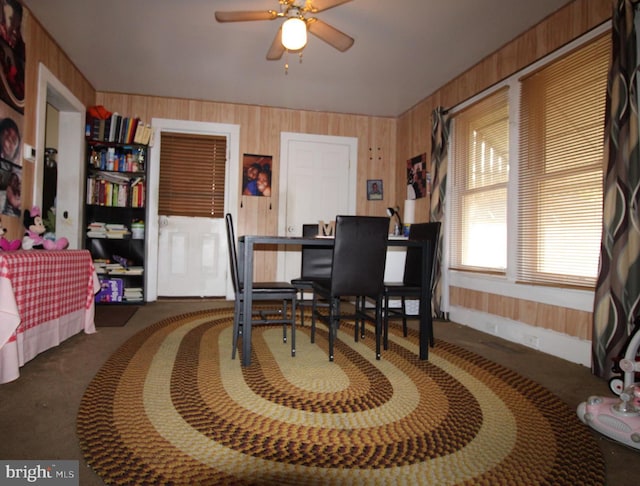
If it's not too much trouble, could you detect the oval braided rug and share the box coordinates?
[77,308,604,485]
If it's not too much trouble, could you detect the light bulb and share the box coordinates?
[282,18,307,51]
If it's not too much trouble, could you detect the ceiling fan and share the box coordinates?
[214,0,355,61]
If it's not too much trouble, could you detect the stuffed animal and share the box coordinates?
[22,206,68,250]
[0,216,21,251]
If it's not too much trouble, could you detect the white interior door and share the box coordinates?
[149,119,240,301]
[277,132,357,282]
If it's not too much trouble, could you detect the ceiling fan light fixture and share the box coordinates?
[281,17,307,50]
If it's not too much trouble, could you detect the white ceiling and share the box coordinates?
[22,0,572,117]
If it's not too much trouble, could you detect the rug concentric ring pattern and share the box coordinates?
[77,309,604,485]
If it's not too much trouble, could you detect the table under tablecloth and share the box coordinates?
[0,250,100,384]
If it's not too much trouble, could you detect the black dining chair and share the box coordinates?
[311,215,390,361]
[290,224,333,327]
[383,221,441,349]
[225,213,297,360]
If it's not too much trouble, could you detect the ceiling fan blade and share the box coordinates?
[266,27,286,60]
[214,10,277,22]
[307,18,354,52]
[310,0,353,13]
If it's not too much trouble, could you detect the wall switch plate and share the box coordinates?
[23,143,36,162]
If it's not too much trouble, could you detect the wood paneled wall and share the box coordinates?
[17,0,611,338]
[93,93,397,248]
[396,0,611,340]
[5,9,96,240]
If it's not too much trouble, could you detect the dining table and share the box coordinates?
[238,235,433,367]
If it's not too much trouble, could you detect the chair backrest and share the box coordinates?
[300,224,333,279]
[225,213,241,293]
[330,215,390,297]
[403,222,441,288]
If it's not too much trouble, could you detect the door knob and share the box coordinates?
[287,225,295,233]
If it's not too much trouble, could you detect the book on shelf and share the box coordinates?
[105,223,127,230]
[107,113,116,142]
[133,122,145,144]
[124,266,144,275]
[98,119,106,141]
[86,174,145,207]
[86,112,149,145]
[130,178,145,208]
[105,231,131,239]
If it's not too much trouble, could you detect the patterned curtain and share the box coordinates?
[429,107,451,318]
[592,0,640,379]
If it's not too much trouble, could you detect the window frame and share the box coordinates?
[447,23,610,292]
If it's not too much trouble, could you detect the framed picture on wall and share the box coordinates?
[242,154,272,197]
[0,159,20,217]
[0,0,25,114]
[367,179,383,200]
[407,153,429,199]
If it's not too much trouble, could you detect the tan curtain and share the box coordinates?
[592,0,640,378]
[429,107,450,318]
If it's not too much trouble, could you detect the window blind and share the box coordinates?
[518,33,608,288]
[158,133,227,218]
[450,87,509,272]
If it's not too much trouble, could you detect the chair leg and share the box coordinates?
[383,293,390,350]
[358,296,366,339]
[282,300,288,343]
[354,296,363,342]
[353,296,359,342]
[401,297,408,337]
[311,292,317,344]
[429,312,435,347]
[232,299,242,360]
[375,296,382,360]
[328,297,340,362]
[290,296,296,357]
[299,290,305,327]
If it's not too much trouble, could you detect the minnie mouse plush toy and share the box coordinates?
[22,206,68,250]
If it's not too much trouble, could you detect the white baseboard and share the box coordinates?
[448,306,592,368]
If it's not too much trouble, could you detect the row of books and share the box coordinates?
[87,113,152,145]
[86,175,145,208]
[95,278,143,303]
[87,222,131,239]
[94,259,144,276]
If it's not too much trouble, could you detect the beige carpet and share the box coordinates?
[77,308,605,485]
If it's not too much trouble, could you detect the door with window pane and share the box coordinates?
[156,133,228,296]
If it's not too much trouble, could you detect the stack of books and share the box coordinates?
[124,287,143,302]
[105,223,131,239]
[109,266,143,275]
[87,222,107,238]
[86,222,131,239]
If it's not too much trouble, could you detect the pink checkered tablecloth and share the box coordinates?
[0,249,100,383]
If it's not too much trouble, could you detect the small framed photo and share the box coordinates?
[367,179,383,200]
